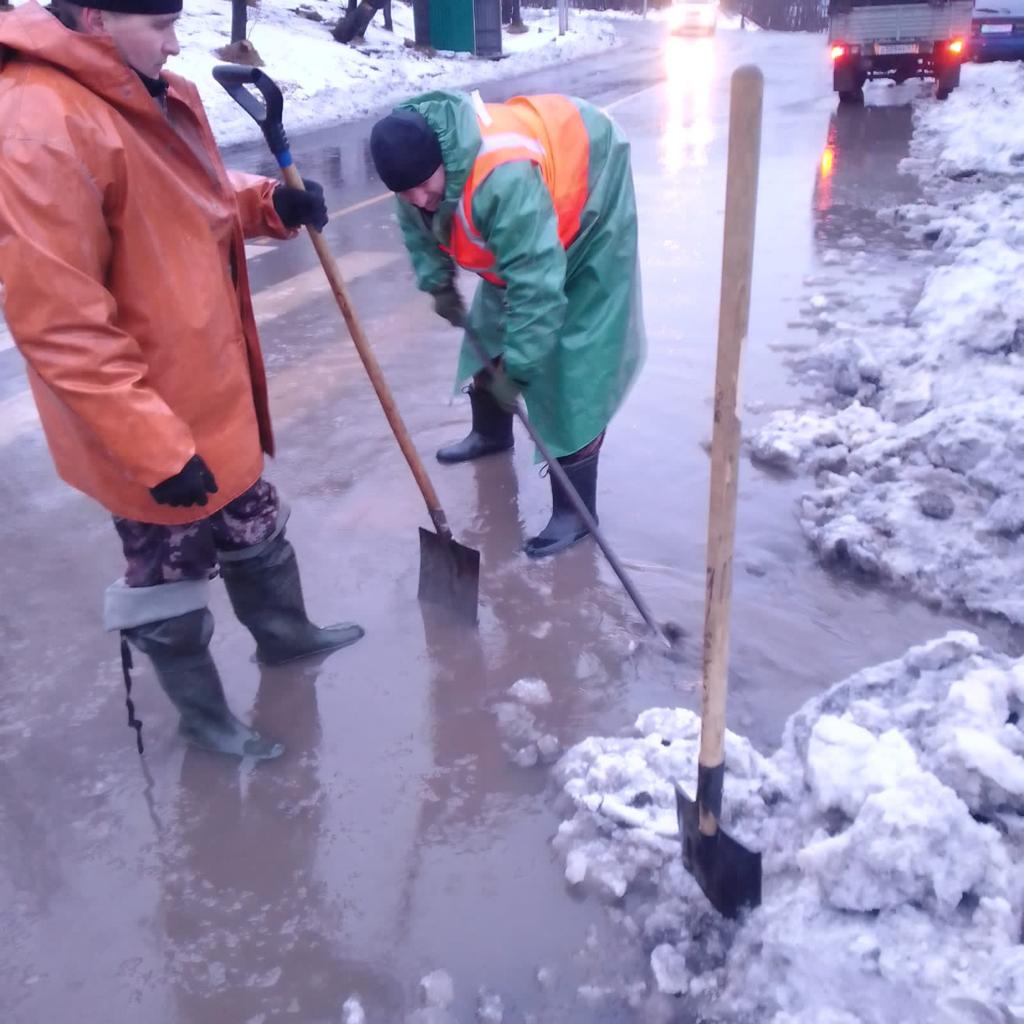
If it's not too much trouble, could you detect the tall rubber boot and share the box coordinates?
[220,533,364,666]
[436,383,514,464]
[523,450,599,559]
[125,609,284,760]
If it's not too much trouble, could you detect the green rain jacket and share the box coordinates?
[392,90,646,459]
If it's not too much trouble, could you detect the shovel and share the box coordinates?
[213,66,480,625]
[674,66,764,920]
[459,325,684,654]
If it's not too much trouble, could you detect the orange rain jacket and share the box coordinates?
[0,1,295,524]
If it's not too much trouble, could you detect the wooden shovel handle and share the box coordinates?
[279,165,452,540]
[698,67,764,836]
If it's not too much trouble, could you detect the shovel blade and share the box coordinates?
[675,783,762,920]
[417,527,480,626]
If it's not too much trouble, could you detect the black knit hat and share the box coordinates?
[77,0,183,13]
[370,110,443,193]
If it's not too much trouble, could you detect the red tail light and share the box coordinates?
[948,38,965,55]
[831,44,848,61]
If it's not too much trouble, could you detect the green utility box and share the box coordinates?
[429,0,476,52]
[428,0,502,55]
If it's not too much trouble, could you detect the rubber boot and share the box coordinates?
[220,533,364,666]
[125,609,284,760]
[523,450,599,559]
[436,383,514,464]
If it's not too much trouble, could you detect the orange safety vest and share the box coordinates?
[441,95,590,287]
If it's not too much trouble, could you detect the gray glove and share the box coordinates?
[483,369,523,413]
[432,285,466,328]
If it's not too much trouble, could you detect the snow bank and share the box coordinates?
[554,632,1024,1021]
[7,0,618,146]
[172,0,619,146]
[904,62,1024,180]
[750,63,1024,624]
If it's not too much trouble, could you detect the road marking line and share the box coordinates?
[332,192,391,218]
[602,80,664,114]
[252,250,400,325]
[245,242,276,259]
[244,194,392,260]
[0,391,40,442]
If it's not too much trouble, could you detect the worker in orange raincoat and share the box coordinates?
[0,0,363,759]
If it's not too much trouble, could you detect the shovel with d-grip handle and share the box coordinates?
[674,66,764,919]
[213,65,480,625]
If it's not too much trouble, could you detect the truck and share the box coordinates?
[828,0,974,103]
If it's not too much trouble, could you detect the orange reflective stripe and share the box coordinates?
[441,94,591,285]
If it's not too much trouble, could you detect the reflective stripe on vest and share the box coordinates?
[440,95,590,287]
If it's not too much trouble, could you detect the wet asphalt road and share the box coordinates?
[2,20,1020,1024]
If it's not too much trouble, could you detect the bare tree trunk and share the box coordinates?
[215,0,263,64]
[413,0,431,45]
[333,0,395,41]
[230,0,247,42]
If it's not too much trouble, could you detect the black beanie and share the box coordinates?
[76,0,183,13]
[370,110,443,193]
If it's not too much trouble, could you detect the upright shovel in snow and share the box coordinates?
[674,66,764,920]
[213,65,480,625]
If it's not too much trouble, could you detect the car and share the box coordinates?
[971,0,1024,61]
[829,0,972,101]
[668,0,719,35]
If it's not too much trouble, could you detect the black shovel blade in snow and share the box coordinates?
[418,527,480,626]
[675,783,762,920]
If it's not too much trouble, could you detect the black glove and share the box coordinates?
[272,178,329,231]
[432,285,466,328]
[150,455,219,508]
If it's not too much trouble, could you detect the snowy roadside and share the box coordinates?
[553,632,1024,1022]
[173,0,618,146]
[5,0,619,146]
[749,63,1024,626]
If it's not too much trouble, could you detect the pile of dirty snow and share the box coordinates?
[554,632,1024,1022]
[903,61,1024,180]
[750,62,1024,625]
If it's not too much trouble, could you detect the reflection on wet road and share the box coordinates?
[662,36,716,172]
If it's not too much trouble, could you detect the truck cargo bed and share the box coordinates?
[829,1,973,43]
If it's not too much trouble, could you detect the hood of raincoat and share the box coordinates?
[396,90,483,239]
[0,0,190,115]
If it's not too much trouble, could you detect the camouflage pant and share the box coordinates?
[113,478,282,588]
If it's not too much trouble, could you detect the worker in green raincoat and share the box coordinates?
[370,89,645,558]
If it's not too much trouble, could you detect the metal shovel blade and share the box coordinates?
[675,783,762,920]
[417,527,481,626]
